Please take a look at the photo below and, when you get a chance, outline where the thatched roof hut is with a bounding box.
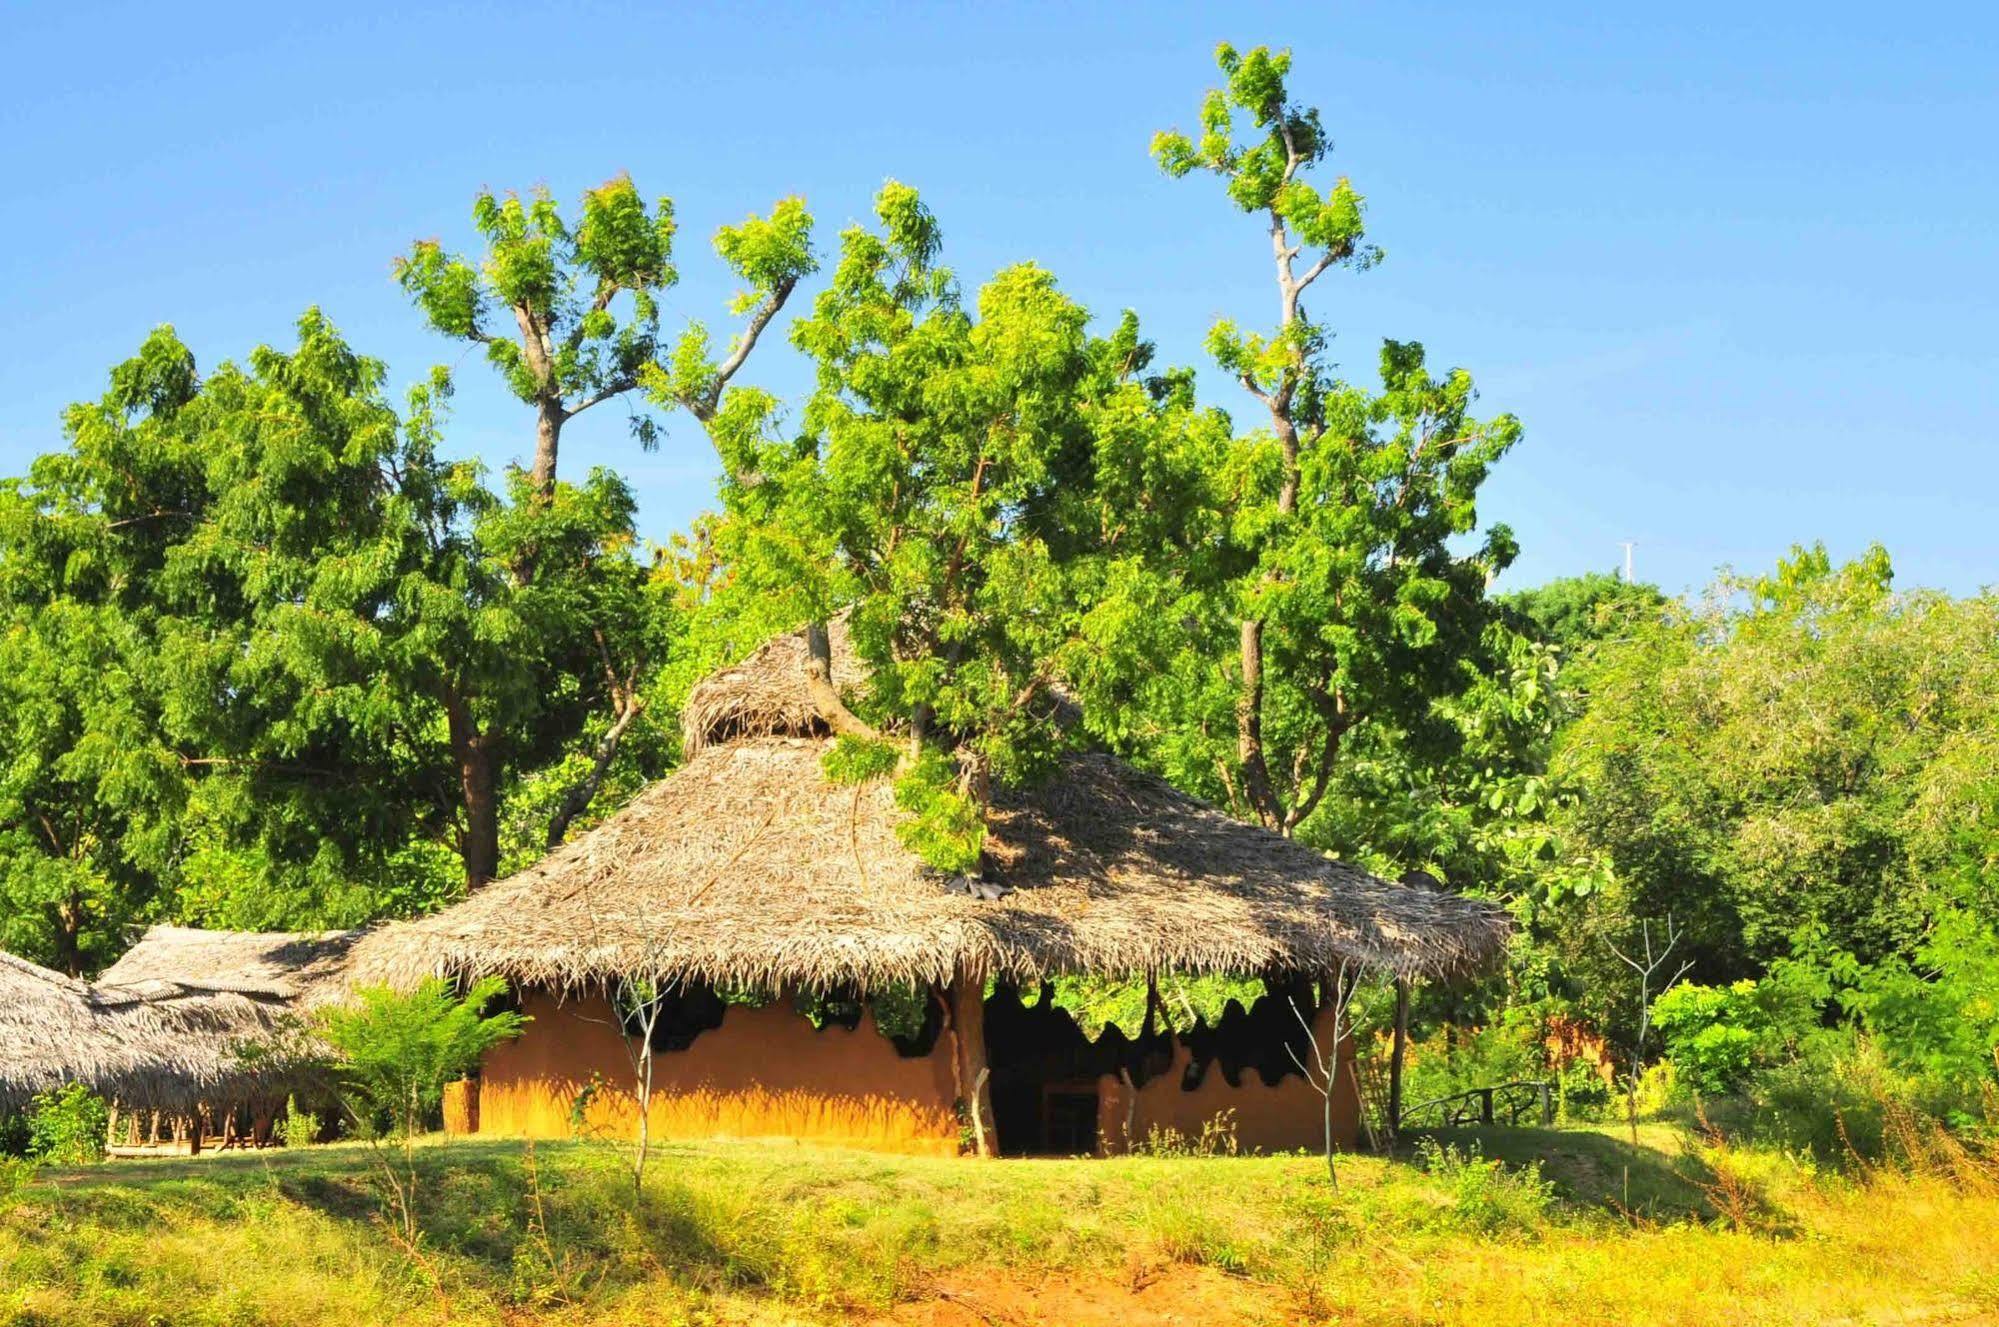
[0,950,307,1113]
[351,624,1509,995]
[0,927,358,1115]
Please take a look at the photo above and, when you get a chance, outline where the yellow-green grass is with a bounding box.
[2,1125,1994,1325]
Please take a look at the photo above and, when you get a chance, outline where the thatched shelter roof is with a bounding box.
[351,626,1509,993]
[0,950,311,1112]
[97,925,359,1006]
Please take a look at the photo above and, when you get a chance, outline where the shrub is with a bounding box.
[1839,908,1999,1115]
[1652,982,1762,1096]
[1553,1059,1615,1122]
[1653,955,1833,1100]
[1414,1138,1555,1236]
[26,1084,108,1164]
[0,1155,36,1206]
[279,1095,321,1150]
[317,977,527,1141]
[1403,1012,1545,1113]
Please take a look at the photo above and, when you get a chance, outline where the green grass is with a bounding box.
[3,1125,1995,1325]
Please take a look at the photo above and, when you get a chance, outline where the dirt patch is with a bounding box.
[879,1264,1285,1326]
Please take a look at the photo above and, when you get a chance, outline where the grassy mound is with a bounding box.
[3,1125,1995,1325]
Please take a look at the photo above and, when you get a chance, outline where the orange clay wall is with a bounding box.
[467,991,964,1156]
[1095,1005,1360,1155]
[462,990,1359,1158]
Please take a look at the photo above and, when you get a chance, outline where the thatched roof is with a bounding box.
[97,925,359,1006]
[681,615,865,756]
[351,626,1509,993]
[0,950,313,1112]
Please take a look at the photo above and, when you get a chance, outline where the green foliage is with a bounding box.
[892,752,986,874]
[864,983,932,1043]
[396,177,680,450]
[1413,1138,1556,1236]
[0,313,676,951]
[1051,973,1267,1038]
[820,734,898,786]
[1652,983,1765,1096]
[25,1084,107,1165]
[316,978,527,1139]
[669,179,1225,874]
[1839,904,1999,1107]
[1499,570,1666,649]
[1135,43,1521,854]
[1556,545,1999,977]
[1402,1012,1547,1113]
[279,1095,321,1150]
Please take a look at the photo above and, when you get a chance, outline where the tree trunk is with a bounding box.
[803,621,881,741]
[1236,618,1281,829]
[949,971,996,1158]
[546,691,645,849]
[445,687,501,889]
[52,897,86,977]
[529,400,564,498]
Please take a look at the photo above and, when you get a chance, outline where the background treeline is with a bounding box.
[1,44,1992,1143]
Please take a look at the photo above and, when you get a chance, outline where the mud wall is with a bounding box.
[467,990,963,1156]
[1096,1003,1359,1155]
[462,987,1359,1158]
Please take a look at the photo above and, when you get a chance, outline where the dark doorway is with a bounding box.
[982,983,1115,1155]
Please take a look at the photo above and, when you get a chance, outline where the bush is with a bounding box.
[1652,982,1762,1096]
[317,977,527,1141]
[1741,1027,1999,1165]
[1402,1011,1546,1114]
[1553,1059,1615,1122]
[26,1084,108,1164]
[1414,1138,1556,1236]
[279,1095,321,1150]
[0,1155,35,1206]
[1839,908,1999,1114]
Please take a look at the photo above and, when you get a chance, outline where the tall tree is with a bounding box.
[1141,43,1521,839]
[395,177,815,503]
[395,177,679,500]
[673,182,1219,871]
[0,313,664,958]
[398,179,814,844]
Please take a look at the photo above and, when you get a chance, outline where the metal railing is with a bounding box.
[1400,1080,1554,1129]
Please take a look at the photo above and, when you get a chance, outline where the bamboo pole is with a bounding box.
[1389,978,1410,1142]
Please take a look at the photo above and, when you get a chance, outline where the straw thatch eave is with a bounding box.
[347,736,1510,996]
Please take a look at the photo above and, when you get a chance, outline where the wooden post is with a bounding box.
[1388,978,1409,1142]
[949,971,996,1158]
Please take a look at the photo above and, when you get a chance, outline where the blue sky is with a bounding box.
[3,1,1993,596]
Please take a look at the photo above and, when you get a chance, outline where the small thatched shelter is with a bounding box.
[1,928,358,1152]
[350,623,1509,1157]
